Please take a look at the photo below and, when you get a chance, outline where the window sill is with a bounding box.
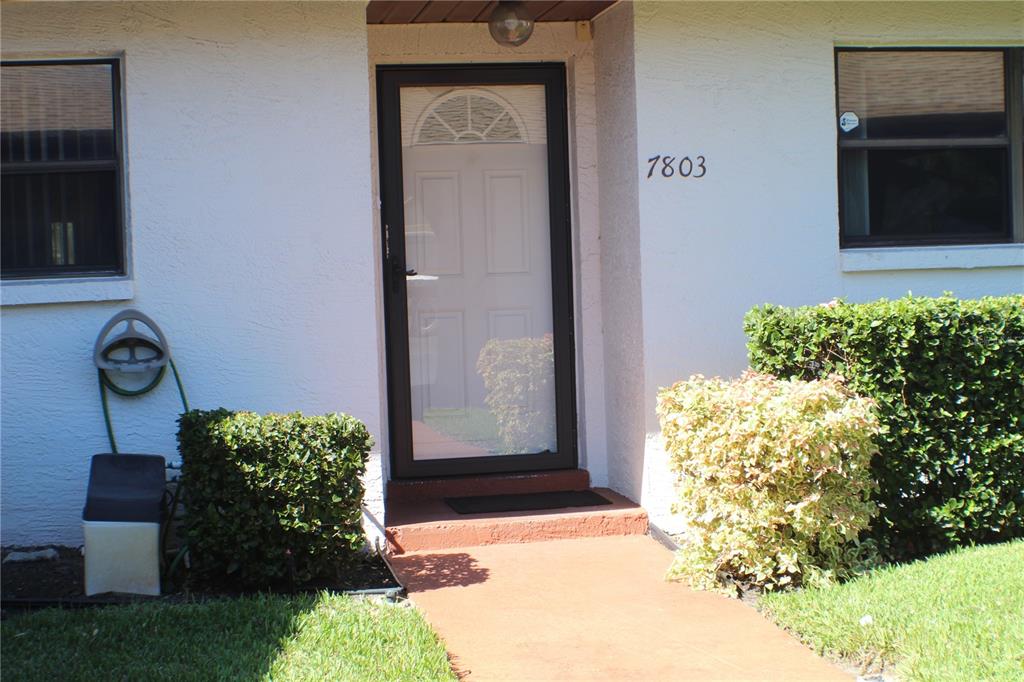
[1,276,134,306]
[840,243,1024,273]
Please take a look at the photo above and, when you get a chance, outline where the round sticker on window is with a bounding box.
[839,111,860,133]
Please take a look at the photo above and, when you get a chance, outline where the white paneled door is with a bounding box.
[401,84,556,461]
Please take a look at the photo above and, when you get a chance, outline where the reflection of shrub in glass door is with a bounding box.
[477,334,555,454]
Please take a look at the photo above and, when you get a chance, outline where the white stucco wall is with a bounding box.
[5,1,1022,545]
[1,2,379,545]
[593,4,645,502]
[367,22,609,489]
[628,1,1024,531]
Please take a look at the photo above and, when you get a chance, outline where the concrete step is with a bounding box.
[385,488,648,555]
[386,469,591,502]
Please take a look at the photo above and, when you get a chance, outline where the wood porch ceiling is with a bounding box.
[367,1,616,24]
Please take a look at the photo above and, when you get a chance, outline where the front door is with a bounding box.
[378,64,575,478]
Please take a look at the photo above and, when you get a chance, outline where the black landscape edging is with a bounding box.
[2,550,407,613]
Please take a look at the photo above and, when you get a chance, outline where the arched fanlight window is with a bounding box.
[414,88,527,145]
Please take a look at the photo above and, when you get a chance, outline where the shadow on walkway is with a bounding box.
[391,552,491,592]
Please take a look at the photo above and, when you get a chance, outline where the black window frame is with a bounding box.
[836,46,1024,249]
[1,57,127,280]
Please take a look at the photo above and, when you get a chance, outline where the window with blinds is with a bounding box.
[837,49,1024,247]
[1,60,124,279]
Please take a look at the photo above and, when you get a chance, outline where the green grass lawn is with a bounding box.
[762,540,1024,681]
[1,593,456,682]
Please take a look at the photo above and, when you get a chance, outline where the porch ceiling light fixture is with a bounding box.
[488,1,535,48]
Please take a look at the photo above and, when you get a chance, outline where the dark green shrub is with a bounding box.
[179,409,373,588]
[745,294,1024,561]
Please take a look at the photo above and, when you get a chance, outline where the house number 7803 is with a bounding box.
[646,154,706,179]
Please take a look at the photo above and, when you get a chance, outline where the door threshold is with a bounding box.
[386,468,589,502]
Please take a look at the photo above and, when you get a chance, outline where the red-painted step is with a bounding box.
[385,487,648,555]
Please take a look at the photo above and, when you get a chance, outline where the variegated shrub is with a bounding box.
[658,371,881,595]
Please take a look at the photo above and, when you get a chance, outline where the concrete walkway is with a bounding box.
[390,535,849,681]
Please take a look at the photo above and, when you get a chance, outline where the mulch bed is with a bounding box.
[1,545,402,614]
[2,547,87,602]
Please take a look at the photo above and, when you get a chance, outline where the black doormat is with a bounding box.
[444,489,612,515]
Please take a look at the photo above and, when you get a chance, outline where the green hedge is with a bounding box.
[745,294,1024,560]
[179,409,373,588]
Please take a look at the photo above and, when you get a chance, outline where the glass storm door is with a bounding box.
[378,65,575,478]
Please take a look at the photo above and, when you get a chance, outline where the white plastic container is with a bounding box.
[83,520,161,596]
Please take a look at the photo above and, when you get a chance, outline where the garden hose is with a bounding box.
[98,358,189,454]
[160,480,187,579]
[97,354,190,583]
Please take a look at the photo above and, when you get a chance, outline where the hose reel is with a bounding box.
[93,309,189,453]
